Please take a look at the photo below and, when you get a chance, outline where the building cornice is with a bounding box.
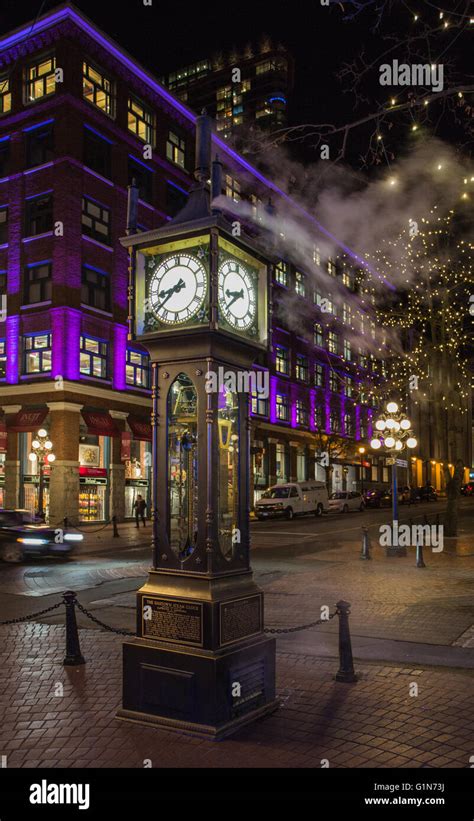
[0,381,151,409]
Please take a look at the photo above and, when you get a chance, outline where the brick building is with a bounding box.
[0,3,394,524]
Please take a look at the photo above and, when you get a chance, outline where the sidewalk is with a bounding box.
[0,623,472,768]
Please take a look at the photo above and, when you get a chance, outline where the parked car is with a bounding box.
[461,482,474,497]
[0,509,83,563]
[418,485,438,502]
[328,491,365,513]
[255,482,329,520]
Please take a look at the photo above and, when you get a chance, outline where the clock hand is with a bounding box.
[157,278,187,310]
[226,288,244,309]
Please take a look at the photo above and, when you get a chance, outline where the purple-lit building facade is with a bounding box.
[0,4,384,523]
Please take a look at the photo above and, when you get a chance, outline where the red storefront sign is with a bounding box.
[121,432,132,462]
[79,467,108,478]
[8,408,48,432]
[81,411,118,436]
[127,415,152,442]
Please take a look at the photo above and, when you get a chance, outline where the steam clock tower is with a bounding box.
[118,114,277,738]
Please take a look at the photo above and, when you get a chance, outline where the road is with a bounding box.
[0,499,472,657]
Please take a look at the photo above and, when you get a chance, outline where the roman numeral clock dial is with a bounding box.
[218,260,256,332]
[148,254,207,325]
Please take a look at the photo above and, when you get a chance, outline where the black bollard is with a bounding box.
[360,527,371,560]
[335,600,358,683]
[63,591,85,666]
[112,515,120,538]
[416,542,426,568]
[63,516,68,530]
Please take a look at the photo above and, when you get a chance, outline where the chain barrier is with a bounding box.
[64,519,113,534]
[75,601,134,636]
[264,611,337,634]
[0,601,62,626]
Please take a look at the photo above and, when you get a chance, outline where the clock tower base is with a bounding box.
[117,571,278,740]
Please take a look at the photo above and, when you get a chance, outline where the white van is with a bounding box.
[255,482,329,521]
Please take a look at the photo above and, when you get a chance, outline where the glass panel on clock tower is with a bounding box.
[167,374,198,559]
[218,387,240,561]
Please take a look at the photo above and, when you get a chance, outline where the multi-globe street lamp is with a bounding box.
[370,402,417,527]
[29,428,55,520]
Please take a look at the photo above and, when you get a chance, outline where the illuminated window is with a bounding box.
[314,405,324,429]
[296,354,309,382]
[275,345,289,375]
[25,55,56,102]
[83,62,114,116]
[295,271,306,297]
[255,104,272,119]
[314,323,323,347]
[128,97,154,145]
[296,399,308,426]
[342,303,351,325]
[329,372,338,392]
[328,331,338,354]
[327,258,336,277]
[344,413,354,435]
[342,269,353,288]
[345,376,353,397]
[126,349,150,388]
[0,76,11,114]
[330,411,340,433]
[275,261,288,286]
[0,339,5,379]
[23,333,52,374]
[166,131,186,168]
[343,339,352,360]
[225,175,241,202]
[251,390,268,416]
[314,363,324,387]
[313,246,321,266]
[241,79,251,92]
[276,393,289,421]
[80,336,108,379]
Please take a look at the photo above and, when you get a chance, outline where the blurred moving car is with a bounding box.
[328,491,365,513]
[461,482,474,497]
[364,488,385,508]
[0,509,83,563]
[255,482,329,520]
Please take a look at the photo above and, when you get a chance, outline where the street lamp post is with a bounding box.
[29,429,55,521]
[358,446,366,495]
[370,402,417,557]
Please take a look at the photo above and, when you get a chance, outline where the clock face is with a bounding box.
[218,259,256,331]
[148,254,207,325]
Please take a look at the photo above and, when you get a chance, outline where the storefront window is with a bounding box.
[124,439,151,518]
[78,433,109,521]
[276,443,287,483]
[218,387,239,561]
[168,374,198,559]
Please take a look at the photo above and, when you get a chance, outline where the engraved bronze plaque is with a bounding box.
[142,597,203,647]
[219,594,263,647]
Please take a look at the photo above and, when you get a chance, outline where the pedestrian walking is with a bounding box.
[133,494,147,528]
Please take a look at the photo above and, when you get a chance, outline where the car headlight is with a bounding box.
[64,534,84,542]
[17,538,49,545]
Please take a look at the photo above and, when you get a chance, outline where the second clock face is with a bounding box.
[218,259,256,331]
[148,254,207,325]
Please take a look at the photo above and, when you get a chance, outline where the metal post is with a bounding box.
[63,516,68,530]
[392,461,398,522]
[63,591,85,666]
[335,600,358,683]
[416,542,426,568]
[38,460,44,518]
[112,515,120,538]
[360,527,371,560]
[360,454,364,495]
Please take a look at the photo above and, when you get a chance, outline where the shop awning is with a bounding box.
[128,415,152,442]
[81,410,118,437]
[8,408,48,432]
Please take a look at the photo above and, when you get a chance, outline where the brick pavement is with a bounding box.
[0,624,473,769]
